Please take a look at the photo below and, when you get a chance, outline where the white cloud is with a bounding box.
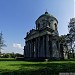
[13,43,23,49]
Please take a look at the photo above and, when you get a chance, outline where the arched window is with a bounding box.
[54,23,57,30]
[49,22,51,27]
[37,23,40,30]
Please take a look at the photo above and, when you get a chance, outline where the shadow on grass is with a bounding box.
[5,62,75,75]
[0,61,75,75]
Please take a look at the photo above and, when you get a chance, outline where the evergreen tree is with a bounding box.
[0,32,6,54]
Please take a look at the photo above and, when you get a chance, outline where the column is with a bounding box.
[35,38,38,58]
[49,36,52,58]
[49,40,52,58]
[25,41,30,58]
[26,42,28,57]
[42,36,45,57]
[29,41,31,58]
[24,46,26,58]
[40,37,42,57]
[28,41,30,58]
[46,35,50,58]
[30,40,32,58]
[34,40,36,58]
[25,42,27,57]
[38,37,40,58]
[31,40,34,58]
[41,37,44,57]
[27,41,30,57]
[44,35,46,58]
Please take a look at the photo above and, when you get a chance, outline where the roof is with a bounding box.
[37,11,58,23]
[39,11,53,18]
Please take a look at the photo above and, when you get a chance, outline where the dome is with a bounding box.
[36,11,58,23]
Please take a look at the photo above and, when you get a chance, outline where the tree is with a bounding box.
[66,18,75,58]
[59,35,68,59]
[59,35,66,44]
[0,32,6,54]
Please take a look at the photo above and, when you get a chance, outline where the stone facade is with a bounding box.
[24,12,62,59]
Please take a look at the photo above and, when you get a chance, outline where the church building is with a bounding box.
[24,12,63,59]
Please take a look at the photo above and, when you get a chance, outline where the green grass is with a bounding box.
[0,58,16,61]
[0,59,75,75]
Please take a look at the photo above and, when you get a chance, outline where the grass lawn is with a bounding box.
[0,59,75,75]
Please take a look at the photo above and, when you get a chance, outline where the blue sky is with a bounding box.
[0,0,74,54]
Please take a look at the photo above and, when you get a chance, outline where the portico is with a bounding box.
[24,12,61,59]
